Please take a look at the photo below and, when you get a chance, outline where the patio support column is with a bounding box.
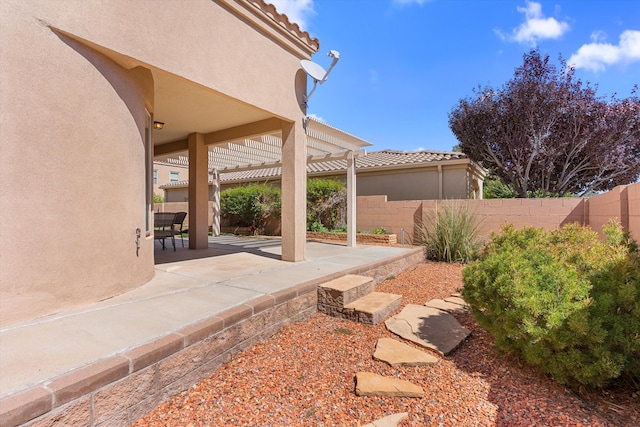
[188,132,209,249]
[346,151,357,248]
[281,120,306,261]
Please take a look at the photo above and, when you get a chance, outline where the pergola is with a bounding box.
[154,116,371,251]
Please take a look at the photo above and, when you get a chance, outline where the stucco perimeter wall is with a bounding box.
[588,182,640,241]
[0,1,156,326]
[357,183,639,243]
[357,196,587,243]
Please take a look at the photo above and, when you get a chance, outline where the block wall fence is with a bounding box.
[357,182,640,243]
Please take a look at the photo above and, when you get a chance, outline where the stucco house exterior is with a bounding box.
[158,149,486,201]
[0,0,346,325]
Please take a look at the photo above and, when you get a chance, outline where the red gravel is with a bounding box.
[133,262,638,426]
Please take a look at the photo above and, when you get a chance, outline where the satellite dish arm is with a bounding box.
[305,79,319,104]
[320,50,340,84]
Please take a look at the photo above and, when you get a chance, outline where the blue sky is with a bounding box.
[267,0,639,152]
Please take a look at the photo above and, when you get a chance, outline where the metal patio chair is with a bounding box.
[172,211,188,247]
[154,212,177,251]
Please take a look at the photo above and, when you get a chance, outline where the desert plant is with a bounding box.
[462,221,640,388]
[415,201,482,263]
[373,227,386,235]
[220,183,281,233]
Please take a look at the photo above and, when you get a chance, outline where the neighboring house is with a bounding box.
[153,161,187,198]
[0,0,332,325]
[159,149,486,201]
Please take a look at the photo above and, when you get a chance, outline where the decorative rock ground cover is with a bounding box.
[134,262,638,427]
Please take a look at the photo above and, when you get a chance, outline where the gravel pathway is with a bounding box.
[133,262,638,426]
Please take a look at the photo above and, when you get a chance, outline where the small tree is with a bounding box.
[449,49,640,198]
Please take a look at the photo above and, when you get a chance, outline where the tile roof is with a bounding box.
[252,0,319,51]
[159,149,469,188]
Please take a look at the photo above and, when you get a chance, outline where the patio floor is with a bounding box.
[0,236,422,404]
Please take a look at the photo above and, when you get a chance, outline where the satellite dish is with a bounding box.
[301,60,327,83]
[301,50,340,108]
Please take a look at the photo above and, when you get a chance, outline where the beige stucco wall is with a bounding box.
[0,0,312,325]
[0,1,156,325]
[358,170,440,200]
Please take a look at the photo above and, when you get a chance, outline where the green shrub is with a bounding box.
[220,183,281,233]
[415,201,482,263]
[462,221,640,388]
[308,221,329,233]
[153,193,164,203]
[373,227,386,235]
[307,178,346,231]
[482,174,517,199]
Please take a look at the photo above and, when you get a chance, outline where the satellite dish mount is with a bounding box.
[301,50,340,109]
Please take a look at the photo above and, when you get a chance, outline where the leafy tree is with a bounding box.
[449,49,640,198]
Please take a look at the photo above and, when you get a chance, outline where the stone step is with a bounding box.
[343,292,402,325]
[355,372,424,398]
[317,275,374,317]
[385,304,471,356]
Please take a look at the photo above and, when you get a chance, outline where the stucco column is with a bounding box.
[346,151,357,248]
[188,132,209,249]
[281,120,306,261]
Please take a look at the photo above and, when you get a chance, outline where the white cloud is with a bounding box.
[307,113,325,122]
[496,1,570,45]
[568,30,640,72]
[265,0,315,29]
[590,30,607,43]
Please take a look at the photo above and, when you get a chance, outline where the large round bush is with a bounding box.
[462,221,640,388]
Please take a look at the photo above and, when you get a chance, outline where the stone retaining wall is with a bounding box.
[307,232,398,245]
[3,247,424,426]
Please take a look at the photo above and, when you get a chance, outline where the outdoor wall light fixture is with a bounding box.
[153,121,165,130]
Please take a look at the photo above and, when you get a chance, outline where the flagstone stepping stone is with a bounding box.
[444,296,469,308]
[363,412,409,427]
[385,304,471,356]
[373,337,438,366]
[424,298,467,313]
[355,372,424,397]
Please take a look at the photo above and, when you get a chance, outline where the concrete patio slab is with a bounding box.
[0,236,423,410]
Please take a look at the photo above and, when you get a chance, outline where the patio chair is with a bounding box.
[173,211,188,247]
[154,212,177,251]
